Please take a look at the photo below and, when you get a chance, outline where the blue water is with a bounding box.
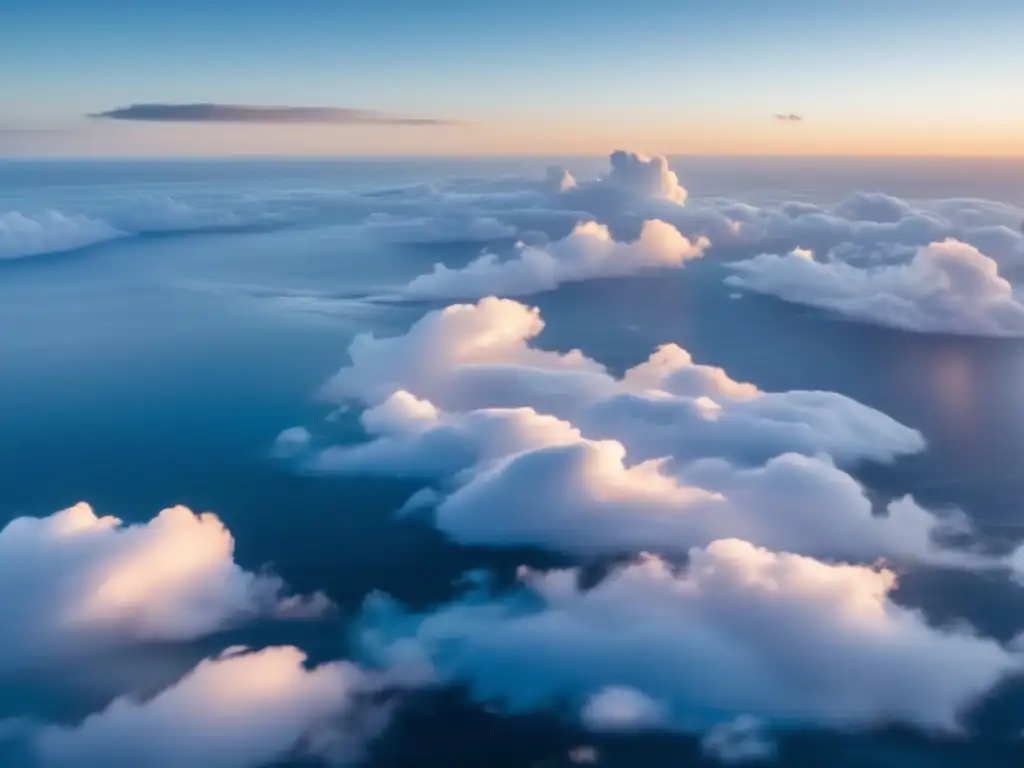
[3,158,1024,766]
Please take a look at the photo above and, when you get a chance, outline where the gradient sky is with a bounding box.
[2,0,1022,156]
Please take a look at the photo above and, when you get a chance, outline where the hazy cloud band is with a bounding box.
[90,103,457,126]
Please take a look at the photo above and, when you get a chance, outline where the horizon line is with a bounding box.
[4,152,1024,162]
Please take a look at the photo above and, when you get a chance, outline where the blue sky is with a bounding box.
[2,0,1022,155]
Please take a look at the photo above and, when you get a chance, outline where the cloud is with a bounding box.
[0,210,124,261]
[308,391,582,478]
[576,180,1024,274]
[833,192,915,224]
[774,113,804,122]
[701,717,775,764]
[0,503,328,672]
[727,239,1024,336]
[344,153,1021,284]
[318,299,922,467]
[599,150,689,204]
[26,645,416,768]
[403,219,708,299]
[297,298,988,568]
[542,151,690,214]
[545,166,578,193]
[317,297,922,464]
[431,440,961,563]
[273,427,313,458]
[358,542,1019,734]
[90,103,455,126]
[580,687,666,732]
[318,297,612,413]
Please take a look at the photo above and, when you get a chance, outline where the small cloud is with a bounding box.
[774,113,804,123]
[90,103,457,126]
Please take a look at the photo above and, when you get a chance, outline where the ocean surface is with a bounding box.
[2,156,1024,767]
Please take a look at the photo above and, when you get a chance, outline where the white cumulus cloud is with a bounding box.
[727,239,1024,336]
[358,542,1019,734]
[310,391,582,477]
[300,298,958,567]
[556,150,690,208]
[318,298,923,467]
[432,439,960,564]
[28,645,414,768]
[404,219,707,299]
[0,503,328,671]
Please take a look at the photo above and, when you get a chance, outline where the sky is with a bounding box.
[2,0,1023,157]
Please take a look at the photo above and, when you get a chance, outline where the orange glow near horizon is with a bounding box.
[4,116,1023,158]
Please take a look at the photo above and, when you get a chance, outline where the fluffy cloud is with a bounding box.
[28,645,412,768]
[583,385,922,468]
[609,182,1024,275]
[433,441,961,563]
[320,299,922,464]
[359,541,1019,733]
[403,219,707,299]
[727,239,1024,336]
[310,391,581,477]
[621,343,759,400]
[833,192,916,224]
[0,210,123,260]
[599,341,923,465]
[273,426,312,457]
[545,166,578,193]
[0,195,295,260]
[0,503,327,671]
[302,298,957,565]
[536,151,690,222]
[588,150,689,205]
[319,297,611,413]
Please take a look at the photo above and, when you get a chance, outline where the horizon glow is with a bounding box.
[2,0,1022,157]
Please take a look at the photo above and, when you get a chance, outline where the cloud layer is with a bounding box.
[8,150,1022,277]
[14,148,1024,762]
[727,239,1024,336]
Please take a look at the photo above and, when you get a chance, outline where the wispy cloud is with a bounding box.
[90,103,458,126]
[773,113,804,123]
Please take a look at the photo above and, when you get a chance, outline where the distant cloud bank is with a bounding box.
[774,113,804,122]
[90,103,456,125]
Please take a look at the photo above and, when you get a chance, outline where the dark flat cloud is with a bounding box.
[90,103,456,126]
[774,113,804,122]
